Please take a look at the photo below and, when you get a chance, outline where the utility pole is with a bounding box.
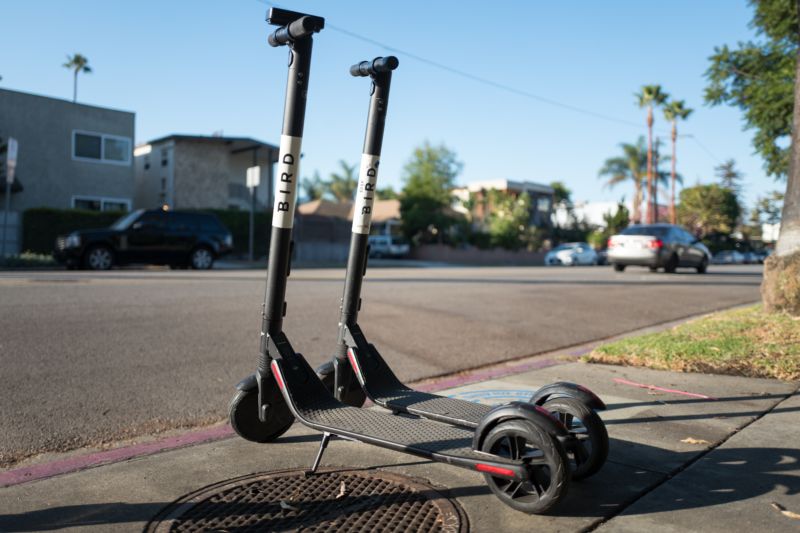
[246,148,261,263]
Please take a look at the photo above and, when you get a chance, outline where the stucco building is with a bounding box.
[133,135,278,210]
[0,88,135,212]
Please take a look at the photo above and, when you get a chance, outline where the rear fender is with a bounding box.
[473,402,568,451]
[530,381,606,410]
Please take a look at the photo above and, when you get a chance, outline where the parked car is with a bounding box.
[368,235,410,258]
[607,224,710,274]
[54,209,233,270]
[711,250,746,265]
[741,251,759,264]
[544,242,598,266]
[754,249,772,263]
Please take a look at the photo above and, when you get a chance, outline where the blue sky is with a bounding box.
[0,0,784,209]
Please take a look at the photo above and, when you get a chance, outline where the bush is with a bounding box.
[22,208,121,254]
[0,251,57,269]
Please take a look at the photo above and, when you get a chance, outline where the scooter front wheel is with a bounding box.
[542,397,608,480]
[316,360,367,407]
[228,381,294,443]
[480,419,570,514]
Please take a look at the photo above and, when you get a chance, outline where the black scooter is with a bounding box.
[230,8,580,514]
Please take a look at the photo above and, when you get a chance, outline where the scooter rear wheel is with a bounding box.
[542,397,609,480]
[316,361,367,407]
[228,381,294,443]
[481,419,569,514]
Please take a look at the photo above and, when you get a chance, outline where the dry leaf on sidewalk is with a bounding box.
[771,502,800,520]
[680,437,711,445]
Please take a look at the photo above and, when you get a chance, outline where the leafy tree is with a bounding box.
[663,99,693,223]
[677,184,741,238]
[705,0,797,179]
[598,137,647,223]
[62,53,91,103]
[636,85,670,223]
[300,171,325,201]
[486,190,531,250]
[715,159,744,194]
[327,160,358,202]
[756,190,785,225]
[399,142,462,243]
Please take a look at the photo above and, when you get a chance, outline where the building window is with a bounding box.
[72,130,131,165]
[537,197,551,213]
[72,195,132,212]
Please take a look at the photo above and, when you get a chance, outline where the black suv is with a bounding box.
[54,209,233,270]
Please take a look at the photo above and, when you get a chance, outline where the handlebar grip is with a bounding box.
[350,56,399,77]
[268,15,324,47]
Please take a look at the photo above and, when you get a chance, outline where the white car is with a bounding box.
[545,242,598,266]
[368,235,410,258]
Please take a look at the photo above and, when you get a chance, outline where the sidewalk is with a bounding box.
[0,360,797,532]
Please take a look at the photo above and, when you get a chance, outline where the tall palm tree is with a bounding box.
[62,53,92,103]
[635,85,670,223]
[599,137,648,224]
[663,100,693,224]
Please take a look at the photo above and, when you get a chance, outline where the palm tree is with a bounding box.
[663,100,693,224]
[63,53,92,103]
[635,85,670,223]
[327,160,358,202]
[599,137,648,224]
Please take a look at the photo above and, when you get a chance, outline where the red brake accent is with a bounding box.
[270,361,285,391]
[476,463,517,478]
[534,405,552,417]
[649,238,664,249]
[347,348,364,384]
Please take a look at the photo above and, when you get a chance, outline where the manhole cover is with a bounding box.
[145,468,467,532]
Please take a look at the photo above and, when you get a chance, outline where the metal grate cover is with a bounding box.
[145,468,467,532]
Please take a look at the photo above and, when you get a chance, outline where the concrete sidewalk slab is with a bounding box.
[597,391,800,533]
[0,363,796,532]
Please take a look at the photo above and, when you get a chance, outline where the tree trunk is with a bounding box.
[73,71,78,103]
[633,181,642,224]
[646,107,654,224]
[762,6,800,316]
[670,122,677,225]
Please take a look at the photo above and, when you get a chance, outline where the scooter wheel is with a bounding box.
[228,383,294,443]
[481,419,570,514]
[315,361,367,407]
[542,397,608,480]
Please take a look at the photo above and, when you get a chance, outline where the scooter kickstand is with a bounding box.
[308,432,332,475]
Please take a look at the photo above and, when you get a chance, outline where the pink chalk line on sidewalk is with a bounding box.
[613,377,718,400]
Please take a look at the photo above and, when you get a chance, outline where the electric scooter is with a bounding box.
[230,8,576,514]
[314,60,610,483]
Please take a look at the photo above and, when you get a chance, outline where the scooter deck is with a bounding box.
[270,346,527,473]
[349,341,489,428]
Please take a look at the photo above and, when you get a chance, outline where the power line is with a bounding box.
[254,0,723,164]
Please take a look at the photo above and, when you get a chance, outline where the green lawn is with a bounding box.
[587,305,800,381]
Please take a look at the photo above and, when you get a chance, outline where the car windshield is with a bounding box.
[552,244,577,252]
[110,209,144,230]
[621,226,669,238]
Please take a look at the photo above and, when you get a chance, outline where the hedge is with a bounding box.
[22,207,274,257]
[22,208,122,254]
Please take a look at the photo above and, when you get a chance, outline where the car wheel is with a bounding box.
[696,257,708,274]
[613,263,625,272]
[190,247,214,270]
[83,245,114,270]
[664,254,679,273]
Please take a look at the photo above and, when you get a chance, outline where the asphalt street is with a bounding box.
[0,264,763,467]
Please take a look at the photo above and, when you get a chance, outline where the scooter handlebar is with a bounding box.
[350,56,399,77]
[268,15,325,47]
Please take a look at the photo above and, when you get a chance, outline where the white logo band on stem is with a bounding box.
[272,135,302,229]
[351,153,380,234]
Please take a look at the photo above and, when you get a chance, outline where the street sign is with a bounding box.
[6,137,18,184]
[246,165,261,189]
